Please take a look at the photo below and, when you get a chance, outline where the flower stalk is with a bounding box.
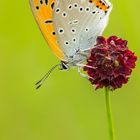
[105,87,115,140]
[83,36,137,140]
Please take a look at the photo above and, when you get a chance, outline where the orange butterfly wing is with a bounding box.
[29,0,65,61]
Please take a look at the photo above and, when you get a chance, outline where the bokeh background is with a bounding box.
[0,0,140,140]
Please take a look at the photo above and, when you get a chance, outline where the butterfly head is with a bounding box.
[60,61,70,70]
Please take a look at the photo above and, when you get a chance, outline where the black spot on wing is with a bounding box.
[51,2,55,9]
[52,32,56,35]
[36,6,39,10]
[40,0,43,4]
[45,20,53,23]
[45,0,48,5]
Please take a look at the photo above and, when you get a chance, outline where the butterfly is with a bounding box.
[29,0,112,89]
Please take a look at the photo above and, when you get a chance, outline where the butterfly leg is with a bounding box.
[79,46,95,55]
[80,47,93,52]
[77,48,93,59]
[77,64,94,80]
[76,63,96,69]
[77,66,89,79]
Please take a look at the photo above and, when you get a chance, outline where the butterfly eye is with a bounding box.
[55,8,60,13]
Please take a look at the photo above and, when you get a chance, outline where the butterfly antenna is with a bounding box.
[35,64,61,89]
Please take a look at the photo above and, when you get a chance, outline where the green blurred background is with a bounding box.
[0,0,140,140]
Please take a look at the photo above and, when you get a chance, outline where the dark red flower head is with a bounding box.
[84,36,137,90]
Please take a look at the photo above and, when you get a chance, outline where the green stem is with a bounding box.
[105,87,115,140]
